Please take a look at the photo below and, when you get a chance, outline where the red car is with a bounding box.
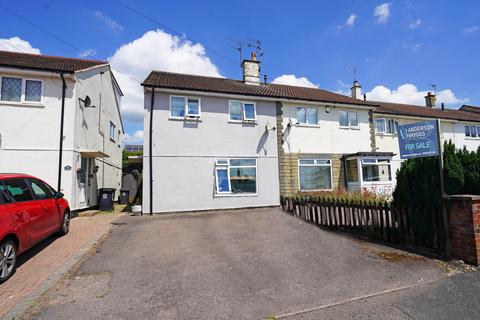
[0,174,70,283]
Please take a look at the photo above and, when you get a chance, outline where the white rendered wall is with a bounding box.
[143,91,280,213]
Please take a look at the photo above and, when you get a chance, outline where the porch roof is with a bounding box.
[343,152,395,158]
[80,150,109,158]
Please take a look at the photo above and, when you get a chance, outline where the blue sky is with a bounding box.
[1,0,479,143]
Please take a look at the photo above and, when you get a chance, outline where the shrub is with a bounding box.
[443,140,464,195]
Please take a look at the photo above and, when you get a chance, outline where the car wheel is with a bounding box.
[0,239,17,283]
[58,211,70,236]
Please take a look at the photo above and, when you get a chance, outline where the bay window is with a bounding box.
[361,158,392,182]
[215,159,257,194]
[298,159,332,191]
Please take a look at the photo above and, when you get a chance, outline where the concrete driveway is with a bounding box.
[25,208,452,319]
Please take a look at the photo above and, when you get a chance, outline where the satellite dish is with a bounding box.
[79,95,95,108]
[84,96,91,108]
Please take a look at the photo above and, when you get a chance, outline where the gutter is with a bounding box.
[149,87,155,215]
[57,72,67,192]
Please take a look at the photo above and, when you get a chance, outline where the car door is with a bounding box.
[28,179,59,235]
[2,178,48,247]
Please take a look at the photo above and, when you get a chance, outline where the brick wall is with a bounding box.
[448,195,480,266]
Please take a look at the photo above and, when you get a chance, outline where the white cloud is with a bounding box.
[94,11,124,32]
[409,19,421,29]
[374,3,391,23]
[272,74,318,88]
[123,130,144,143]
[402,43,423,51]
[109,29,221,124]
[365,83,468,106]
[346,14,358,27]
[79,48,96,58]
[464,26,480,35]
[0,36,40,54]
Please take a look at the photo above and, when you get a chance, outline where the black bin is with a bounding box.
[98,188,116,211]
[119,188,130,205]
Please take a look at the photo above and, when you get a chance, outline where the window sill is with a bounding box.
[339,126,360,130]
[376,133,397,137]
[297,124,320,128]
[465,137,480,140]
[214,193,259,198]
[228,120,258,125]
[0,100,44,107]
[298,188,333,192]
[169,117,202,122]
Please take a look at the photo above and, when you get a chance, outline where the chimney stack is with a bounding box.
[242,52,261,85]
[351,80,362,99]
[425,92,436,108]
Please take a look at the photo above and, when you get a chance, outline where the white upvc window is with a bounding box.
[296,106,318,126]
[339,110,359,128]
[361,158,392,182]
[298,159,333,191]
[110,121,116,141]
[465,125,480,139]
[0,76,43,104]
[229,100,256,122]
[215,158,257,194]
[170,95,201,119]
[376,118,399,135]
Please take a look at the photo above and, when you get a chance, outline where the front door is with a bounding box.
[78,157,90,207]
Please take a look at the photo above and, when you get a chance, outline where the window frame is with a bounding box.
[296,106,319,126]
[110,121,116,142]
[338,110,360,129]
[297,158,333,191]
[228,100,257,123]
[360,158,392,183]
[169,95,202,120]
[214,158,258,196]
[0,76,44,105]
[465,125,480,139]
[376,118,399,135]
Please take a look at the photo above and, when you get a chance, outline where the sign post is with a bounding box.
[397,120,450,259]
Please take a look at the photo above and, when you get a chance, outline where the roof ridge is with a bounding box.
[0,50,108,64]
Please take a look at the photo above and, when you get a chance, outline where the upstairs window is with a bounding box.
[110,122,116,141]
[376,118,399,134]
[229,101,256,122]
[339,110,359,128]
[296,107,318,126]
[465,125,480,138]
[0,77,42,103]
[170,96,201,119]
[1,77,22,102]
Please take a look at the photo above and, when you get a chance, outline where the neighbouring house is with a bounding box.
[363,92,480,191]
[0,50,124,211]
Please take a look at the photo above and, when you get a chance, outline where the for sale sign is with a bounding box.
[397,120,439,159]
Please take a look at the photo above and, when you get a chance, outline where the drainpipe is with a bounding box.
[57,73,67,192]
[149,87,155,215]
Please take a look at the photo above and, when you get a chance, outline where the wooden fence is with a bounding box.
[280,196,446,254]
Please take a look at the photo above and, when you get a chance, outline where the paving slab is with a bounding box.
[25,208,450,320]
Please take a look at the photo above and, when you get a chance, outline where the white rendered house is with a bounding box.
[0,51,124,211]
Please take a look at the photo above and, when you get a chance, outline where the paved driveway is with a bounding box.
[26,208,450,319]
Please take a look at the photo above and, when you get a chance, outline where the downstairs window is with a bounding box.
[215,159,257,194]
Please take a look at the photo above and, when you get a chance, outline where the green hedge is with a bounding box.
[393,140,480,208]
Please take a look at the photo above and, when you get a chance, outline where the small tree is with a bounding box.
[443,140,464,195]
